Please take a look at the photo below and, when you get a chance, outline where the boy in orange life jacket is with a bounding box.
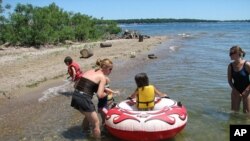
[64,56,83,82]
[127,72,168,111]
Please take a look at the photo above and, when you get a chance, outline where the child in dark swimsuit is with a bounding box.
[98,77,119,125]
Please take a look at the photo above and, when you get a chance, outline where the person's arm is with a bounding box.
[154,86,168,97]
[70,66,77,81]
[227,64,235,89]
[127,89,138,99]
[104,76,120,94]
[104,87,120,94]
[97,75,107,99]
[242,62,250,96]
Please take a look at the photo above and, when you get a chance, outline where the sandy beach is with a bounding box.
[0,36,168,140]
[0,36,167,99]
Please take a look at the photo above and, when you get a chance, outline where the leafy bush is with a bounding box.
[0,2,121,46]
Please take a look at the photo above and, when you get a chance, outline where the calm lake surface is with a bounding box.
[110,22,250,141]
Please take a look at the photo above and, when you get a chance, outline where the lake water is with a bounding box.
[109,22,250,141]
[28,22,250,141]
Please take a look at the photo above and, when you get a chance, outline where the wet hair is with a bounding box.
[230,45,246,57]
[135,73,149,89]
[64,56,73,64]
[95,58,113,69]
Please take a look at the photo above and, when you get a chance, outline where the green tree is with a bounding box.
[0,2,122,46]
[71,13,91,41]
[0,0,12,44]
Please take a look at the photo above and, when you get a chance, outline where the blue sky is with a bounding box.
[3,0,250,20]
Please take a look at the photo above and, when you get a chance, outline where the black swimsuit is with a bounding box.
[231,61,250,93]
[71,77,98,112]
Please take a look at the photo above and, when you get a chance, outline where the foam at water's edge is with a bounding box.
[38,80,73,102]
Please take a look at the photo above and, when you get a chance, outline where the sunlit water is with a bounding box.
[39,22,250,141]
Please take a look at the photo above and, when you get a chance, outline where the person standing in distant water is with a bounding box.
[64,56,83,82]
[227,46,250,113]
[71,58,113,139]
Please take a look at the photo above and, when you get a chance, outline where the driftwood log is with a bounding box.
[139,35,144,42]
[80,48,93,58]
[148,54,157,59]
[100,42,112,48]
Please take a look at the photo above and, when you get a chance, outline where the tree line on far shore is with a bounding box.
[113,18,250,24]
[1,1,249,47]
[0,2,121,47]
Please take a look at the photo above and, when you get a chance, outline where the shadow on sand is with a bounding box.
[61,125,90,140]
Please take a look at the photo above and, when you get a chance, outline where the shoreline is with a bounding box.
[0,36,168,100]
[0,36,169,140]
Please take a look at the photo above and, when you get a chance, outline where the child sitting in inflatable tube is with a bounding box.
[127,72,168,111]
[98,77,119,125]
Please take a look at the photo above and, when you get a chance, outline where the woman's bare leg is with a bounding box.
[81,117,90,131]
[100,109,106,125]
[242,94,250,113]
[231,90,241,112]
[83,111,101,139]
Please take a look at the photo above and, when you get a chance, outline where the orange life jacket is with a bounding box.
[68,62,83,81]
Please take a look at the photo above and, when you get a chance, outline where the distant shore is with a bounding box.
[0,36,168,100]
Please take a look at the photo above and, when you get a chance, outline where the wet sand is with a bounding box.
[0,36,168,141]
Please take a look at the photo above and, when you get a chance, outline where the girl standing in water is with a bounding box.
[227,46,250,113]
